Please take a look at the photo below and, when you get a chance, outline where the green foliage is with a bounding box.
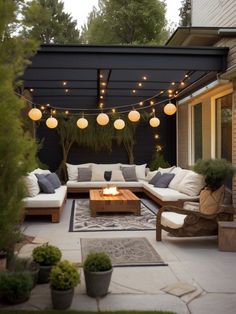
[193,159,235,191]
[84,252,112,272]
[0,0,38,252]
[21,0,80,43]
[81,0,167,45]
[179,0,191,26]
[149,152,170,171]
[0,271,33,304]
[8,255,39,272]
[32,244,62,266]
[50,260,80,290]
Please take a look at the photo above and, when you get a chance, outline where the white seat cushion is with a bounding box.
[161,212,187,229]
[67,180,143,188]
[143,182,199,202]
[23,185,67,208]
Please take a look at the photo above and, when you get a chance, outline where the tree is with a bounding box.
[179,0,191,26]
[21,0,80,44]
[81,0,167,45]
[0,0,38,252]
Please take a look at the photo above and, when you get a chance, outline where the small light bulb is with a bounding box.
[180,82,185,86]
[112,108,116,113]
[132,89,136,93]
[41,105,45,110]
[99,102,104,108]
[150,100,154,105]
[65,110,69,115]
[63,81,67,86]
[168,89,173,93]
[46,103,50,107]
[185,74,189,78]
[52,110,56,114]
[101,89,105,94]
[139,101,143,106]
[100,95,104,99]
[65,89,69,93]
[143,76,147,80]
[30,88,34,92]
[101,82,106,86]
[171,82,175,85]
[138,82,142,87]
[154,134,159,139]
[100,74,103,78]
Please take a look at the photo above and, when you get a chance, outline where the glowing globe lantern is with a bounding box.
[77,117,88,129]
[46,116,58,128]
[114,118,125,130]
[28,108,42,121]
[96,113,109,126]
[128,110,140,122]
[164,101,177,115]
[149,117,160,128]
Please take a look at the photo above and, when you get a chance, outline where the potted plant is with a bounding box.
[83,252,112,298]
[32,244,62,284]
[194,158,235,191]
[8,255,39,287]
[0,271,33,304]
[149,151,170,171]
[50,260,80,310]
[194,159,235,214]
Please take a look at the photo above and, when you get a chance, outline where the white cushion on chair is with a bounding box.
[161,212,187,229]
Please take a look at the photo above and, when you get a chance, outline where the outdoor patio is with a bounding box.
[4,198,236,314]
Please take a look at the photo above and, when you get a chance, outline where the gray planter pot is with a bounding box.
[51,288,74,310]
[84,268,113,297]
[38,265,52,284]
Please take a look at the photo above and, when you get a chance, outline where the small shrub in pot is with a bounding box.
[83,252,112,297]
[32,244,61,283]
[0,271,33,304]
[50,260,80,310]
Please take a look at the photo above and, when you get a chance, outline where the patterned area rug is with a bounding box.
[69,199,156,232]
[81,237,166,266]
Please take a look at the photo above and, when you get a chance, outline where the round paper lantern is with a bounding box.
[77,117,88,129]
[46,116,58,129]
[128,110,140,122]
[96,113,109,126]
[114,118,125,130]
[149,117,160,128]
[28,108,42,121]
[164,102,177,115]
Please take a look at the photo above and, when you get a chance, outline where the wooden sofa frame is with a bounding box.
[24,194,67,223]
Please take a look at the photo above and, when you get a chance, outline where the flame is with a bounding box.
[103,186,119,196]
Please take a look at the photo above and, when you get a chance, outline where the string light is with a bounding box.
[180,82,185,86]
[114,118,125,130]
[100,74,103,79]
[40,105,45,110]
[97,113,109,126]
[154,134,159,139]
[149,109,160,128]
[30,88,34,92]
[77,117,88,129]
[143,76,147,80]
[150,100,154,105]
[62,81,67,86]
[46,116,58,128]
[138,82,142,87]
[128,110,140,122]
[164,100,177,115]
[100,95,104,99]
[65,110,69,115]
[132,89,136,93]
[171,82,175,85]
[65,89,69,93]
[28,108,42,121]
[101,89,105,94]
[112,108,116,113]
[101,82,106,86]
[139,101,143,106]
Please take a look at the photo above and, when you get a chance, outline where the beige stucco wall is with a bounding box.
[192,0,236,27]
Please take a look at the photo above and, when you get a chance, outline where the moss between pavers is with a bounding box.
[0,311,176,314]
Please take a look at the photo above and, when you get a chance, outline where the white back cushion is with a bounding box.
[178,171,205,196]
[91,170,105,181]
[92,163,121,172]
[110,170,125,181]
[158,166,176,174]
[121,163,147,180]
[168,169,189,191]
[66,163,92,181]
[23,173,40,197]
[145,170,158,181]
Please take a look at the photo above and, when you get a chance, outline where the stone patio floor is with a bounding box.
[2,199,236,313]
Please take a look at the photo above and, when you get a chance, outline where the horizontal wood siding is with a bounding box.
[192,0,236,27]
[215,38,236,69]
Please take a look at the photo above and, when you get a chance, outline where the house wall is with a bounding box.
[215,38,236,69]
[192,0,236,27]
[233,79,236,205]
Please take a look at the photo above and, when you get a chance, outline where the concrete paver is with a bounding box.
[3,198,235,313]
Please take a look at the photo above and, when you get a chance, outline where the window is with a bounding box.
[215,94,232,162]
[192,103,202,162]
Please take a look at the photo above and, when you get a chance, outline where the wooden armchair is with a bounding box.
[156,203,234,241]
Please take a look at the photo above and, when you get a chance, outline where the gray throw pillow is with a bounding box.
[154,173,175,188]
[36,175,55,194]
[46,173,61,189]
[148,171,162,185]
[78,168,92,182]
[121,166,138,181]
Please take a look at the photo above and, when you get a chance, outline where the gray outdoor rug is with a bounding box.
[69,199,156,232]
[81,237,167,266]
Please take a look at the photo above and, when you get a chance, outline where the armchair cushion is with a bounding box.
[161,212,187,229]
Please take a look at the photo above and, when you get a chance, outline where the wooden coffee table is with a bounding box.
[89,189,141,217]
